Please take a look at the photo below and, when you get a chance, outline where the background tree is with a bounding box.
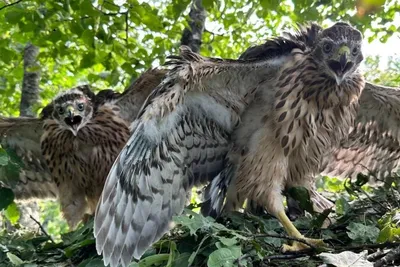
[0,0,399,266]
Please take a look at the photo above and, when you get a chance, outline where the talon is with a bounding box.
[281,238,326,253]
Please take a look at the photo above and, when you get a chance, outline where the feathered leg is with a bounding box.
[237,156,326,252]
[59,184,89,230]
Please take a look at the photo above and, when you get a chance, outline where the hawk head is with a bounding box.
[312,22,363,85]
[51,85,95,136]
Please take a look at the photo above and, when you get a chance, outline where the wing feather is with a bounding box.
[113,68,167,122]
[320,82,400,179]
[94,45,290,266]
[0,116,57,199]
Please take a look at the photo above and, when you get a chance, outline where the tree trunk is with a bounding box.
[15,43,41,229]
[180,0,206,53]
[20,43,40,117]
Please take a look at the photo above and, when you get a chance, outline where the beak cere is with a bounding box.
[327,46,354,85]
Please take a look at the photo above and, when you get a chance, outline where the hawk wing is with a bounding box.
[0,116,57,199]
[320,82,400,179]
[94,46,290,267]
[104,68,167,123]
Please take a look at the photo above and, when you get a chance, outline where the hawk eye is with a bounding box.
[323,43,332,53]
[77,103,84,111]
[352,46,359,56]
[57,107,65,115]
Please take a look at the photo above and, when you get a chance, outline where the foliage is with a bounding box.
[1,0,400,266]
[0,0,399,116]
[1,175,400,266]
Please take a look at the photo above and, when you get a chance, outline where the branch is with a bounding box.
[0,0,23,12]
[30,215,55,243]
[374,245,400,267]
[335,242,400,252]
[264,253,310,261]
[180,0,206,53]
[253,233,318,251]
[20,43,40,117]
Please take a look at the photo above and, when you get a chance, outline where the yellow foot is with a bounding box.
[281,237,326,253]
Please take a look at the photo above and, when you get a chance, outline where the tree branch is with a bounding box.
[20,43,40,117]
[30,215,54,243]
[0,0,23,12]
[253,233,318,251]
[373,245,400,267]
[180,0,206,53]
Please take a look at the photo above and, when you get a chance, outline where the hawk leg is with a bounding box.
[276,210,326,252]
[59,186,89,230]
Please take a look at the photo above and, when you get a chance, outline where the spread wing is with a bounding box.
[321,82,400,179]
[94,46,289,267]
[0,116,57,199]
[110,68,167,123]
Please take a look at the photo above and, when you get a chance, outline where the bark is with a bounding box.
[20,43,40,117]
[180,0,206,53]
[12,43,41,230]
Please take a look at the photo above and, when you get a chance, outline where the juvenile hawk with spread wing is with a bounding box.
[0,68,166,229]
[94,22,400,267]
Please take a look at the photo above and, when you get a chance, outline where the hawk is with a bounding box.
[210,23,400,219]
[0,68,166,229]
[94,22,399,267]
[206,22,365,253]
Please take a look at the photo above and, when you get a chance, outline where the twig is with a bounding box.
[253,233,318,250]
[0,0,22,11]
[236,254,251,266]
[30,215,55,243]
[264,253,310,261]
[374,245,400,267]
[367,249,389,261]
[335,242,400,252]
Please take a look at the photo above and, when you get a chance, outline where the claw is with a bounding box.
[281,238,326,253]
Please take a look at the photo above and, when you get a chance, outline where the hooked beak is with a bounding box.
[67,106,74,119]
[327,45,354,85]
[64,106,82,136]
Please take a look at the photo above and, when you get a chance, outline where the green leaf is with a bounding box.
[6,252,24,266]
[207,246,241,267]
[335,197,350,215]
[80,52,96,69]
[0,148,9,166]
[347,222,380,243]
[0,187,14,211]
[4,202,20,225]
[287,186,314,214]
[173,210,210,236]
[138,254,169,266]
[81,30,95,48]
[218,237,238,247]
[103,1,120,12]
[5,11,23,24]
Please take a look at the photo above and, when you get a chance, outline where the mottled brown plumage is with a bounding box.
[40,87,130,228]
[0,68,166,228]
[232,25,400,215]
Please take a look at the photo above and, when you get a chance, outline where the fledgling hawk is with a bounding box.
[0,68,166,229]
[94,22,400,267]
[207,23,400,219]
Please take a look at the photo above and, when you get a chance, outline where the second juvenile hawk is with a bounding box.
[0,69,166,229]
